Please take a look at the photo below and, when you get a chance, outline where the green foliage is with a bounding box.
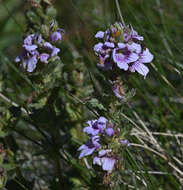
[0,0,182,190]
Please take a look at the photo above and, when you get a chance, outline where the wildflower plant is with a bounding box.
[0,0,182,190]
[94,23,154,77]
[15,19,64,72]
[77,13,155,189]
[78,116,130,176]
[93,23,154,100]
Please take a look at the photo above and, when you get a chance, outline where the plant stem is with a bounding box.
[115,0,125,26]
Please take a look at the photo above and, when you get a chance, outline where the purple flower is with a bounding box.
[104,42,115,48]
[97,117,107,131]
[95,31,105,39]
[22,55,38,73]
[105,127,114,136]
[93,42,103,53]
[37,34,42,44]
[51,47,60,57]
[113,47,139,71]
[123,27,144,42]
[24,34,35,45]
[127,42,142,54]
[51,31,62,42]
[112,84,123,99]
[78,136,100,159]
[16,27,64,73]
[40,53,50,63]
[44,42,53,49]
[131,28,144,41]
[44,42,60,57]
[83,117,108,136]
[93,149,116,172]
[93,156,102,166]
[83,120,98,136]
[101,157,116,172]
[50,28,64,42]
[23,44,38,53]
[117,43,126,49]
[94,23,153,77]
[129,48,153,77]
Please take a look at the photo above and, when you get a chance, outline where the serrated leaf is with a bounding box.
[87,98,106,111]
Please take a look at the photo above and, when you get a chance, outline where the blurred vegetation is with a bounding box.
[0,0,183,189]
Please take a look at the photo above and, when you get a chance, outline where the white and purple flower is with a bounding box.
[93,149,116,172]
[105,127,114,136]
[78,116,131,174]
[94,23,154,77]
[78,136,101,159]
[50,28,64,42]
[112,45,139,71]
[83,117,108,136]
[129,48,154,77]
[15,29,63,72]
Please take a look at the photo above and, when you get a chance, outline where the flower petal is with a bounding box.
[127,52,139,63]
[79,147,95,159]
[23,45,38,52]
[118,43,126,49]
[51,31,62,42]
[83,126,99,136]
[127,43,142,54]
[101,157,115,172]
[112,85,123,99]
[95,31,104,38]
[44,42,53,50]
[24,34,35,45]
[40,53,50,63]
[93,157,102,166]
[131,28,144,41]
[104,42,115,48]
[99,149,112,157]
[140,48,154,63]
[51,47,60,56]
[97,117,107,131]
[130,62,149,77]
[27,56,37,72]
[120,139,130,146]
[78,144,87,151]
[105,128,114,136]
[113,49,129,70]
[98,150,107,157]
[93,42,103,52]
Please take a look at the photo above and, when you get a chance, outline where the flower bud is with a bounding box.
[105,127,114,136]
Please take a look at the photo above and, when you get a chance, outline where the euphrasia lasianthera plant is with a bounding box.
[15,29,64,72]
[78,117,130,173]
[78,22,154,186]
[15,0,64,73]
[94,22,154,99]
[94,22,153,77]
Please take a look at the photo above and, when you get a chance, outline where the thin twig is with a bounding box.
[136,171,168,175]
[121,112,143,133]
[115,0,125,26]
[131,143,183,177]
[132,110,163,152]
[131,131,183,138]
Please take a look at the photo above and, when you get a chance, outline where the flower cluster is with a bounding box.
[94,23,154,77]
[78,117,130,173]
[15,28,64,72]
